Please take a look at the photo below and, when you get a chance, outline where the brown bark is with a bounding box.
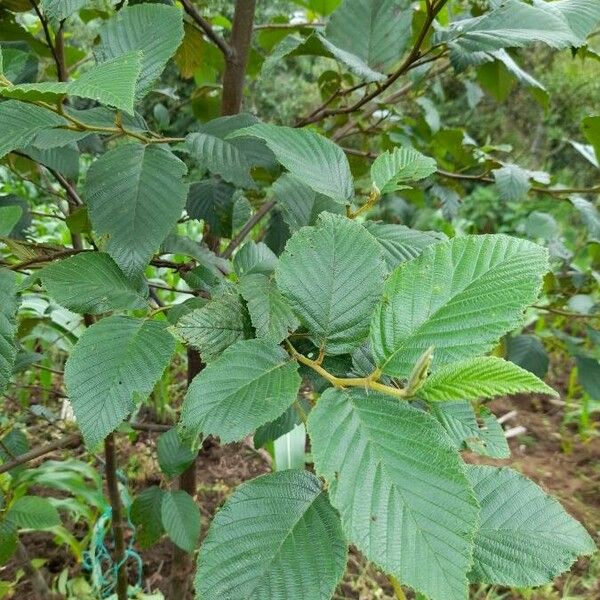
[104,433,128,600]
[220,0,257,115]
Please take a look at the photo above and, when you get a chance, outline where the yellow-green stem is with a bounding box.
[285,341,408,400]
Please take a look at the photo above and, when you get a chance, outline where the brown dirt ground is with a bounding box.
[2,394,599,600]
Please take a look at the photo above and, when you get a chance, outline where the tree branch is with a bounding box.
[180,0,232,59]
[296,1,448,126]
[220,200,275,259]
[221,0,257,115]
[0,433,81,475]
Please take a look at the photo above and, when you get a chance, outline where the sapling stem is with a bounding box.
[104,433,128,600]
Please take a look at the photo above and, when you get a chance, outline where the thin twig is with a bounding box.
[297,1,449,126]
[220,200,275,259]
[254,21,324,30]
[28,0,64,82]
[180,0,232,59]
[0,433,81,474]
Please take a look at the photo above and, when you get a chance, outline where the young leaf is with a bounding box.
[430,402,510,459]
[239,274,299,343]
[7,496,60,529]
[161,490,200,553]
[65,317,176,448]
[371,147,437,194]
[195,470,347,600]
[156,428,196,479]
[466,465,596,586]
[308,388,478,600]
[492,164,531,201]
[0,269,19,395]
[131,486,166,549]
[186,133,255,189]
[371,234,548,377]
[176,292,248,362]
[96,3,184,98]
[39,252,148,314]
[363,221,445,270]
[84,144,188,278]
[0,100,66,159]
[229,124,354,203]
[420,357,557,402]
[325,0,413,75]
[275,213,386,355]
[272,173,345,232]
[181,339,301,443]
[1,52,142,114]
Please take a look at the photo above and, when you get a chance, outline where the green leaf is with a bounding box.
[272,174,345,232]
[181,339,301,443]
[371,235,548,377]
[22,142,79,180]
[157,428,196,479]
[363,222,446,270]
[583,115,600,163]
[233,241,278,277]
[575,355,600,399]
[131,486,165,549]
[1,52,142,114]
[65,316,176,448]
[571,196,600,243]
[538,0,600,41]
[39,252,148,314]
[186,180,236,237]
[0,428,29,474]
[0,520,17,565]
[440,0,581,54]
[0,269,19,395]
[161,490,200,553]
[7,496,60,529]
[316,33,387,83]
[229,124,354,203]
[466,465,596,586]
[371,147,437,194]
[186,133,255,189]
[0,205,22,236]
[96,4,184,98]
[176,292,248,362]
[308,388,478,600]
[84,143,188,278]
[254,405,302,449]
[0,100,66,159]
[240,274,299,343]
[325,0,412,75]
[196,470,347,600]
[276,213,385,355]
[420,357,556,402]
[40,0,88,22]
[506,334,549,378]
[430,402,510,459]
[492,164,531,201]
